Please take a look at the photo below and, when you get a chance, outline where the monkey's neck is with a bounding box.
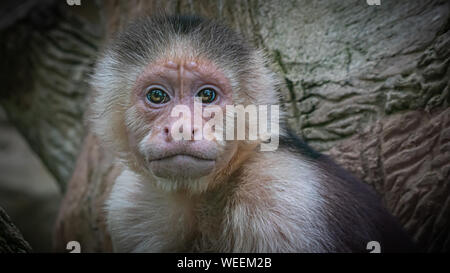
[208,142,259,189]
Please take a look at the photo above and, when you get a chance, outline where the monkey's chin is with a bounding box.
[148,155,216,179]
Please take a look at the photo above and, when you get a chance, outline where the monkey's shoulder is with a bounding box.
[234,135,418,252]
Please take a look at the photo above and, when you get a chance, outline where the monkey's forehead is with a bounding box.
[164,59,199,70]
[135,57,232,89]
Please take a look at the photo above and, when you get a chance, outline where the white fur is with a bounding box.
[106,151,332,252]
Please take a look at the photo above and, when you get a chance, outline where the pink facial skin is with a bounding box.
[129,57,234,179]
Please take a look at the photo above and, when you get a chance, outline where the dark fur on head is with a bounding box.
[109,15,252,75]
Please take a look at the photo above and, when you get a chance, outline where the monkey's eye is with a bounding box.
[196,88,217,104]
[146,88,170,104]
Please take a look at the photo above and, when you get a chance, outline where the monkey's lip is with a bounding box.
[147,154,216,179]
[150,154,216,162]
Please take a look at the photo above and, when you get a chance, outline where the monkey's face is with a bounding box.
[126,57,237,184]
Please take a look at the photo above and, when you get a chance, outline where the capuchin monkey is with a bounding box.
[90,15,415,252]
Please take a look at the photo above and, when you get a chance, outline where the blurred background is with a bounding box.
[0,107,61,252]
[0,0,449,252]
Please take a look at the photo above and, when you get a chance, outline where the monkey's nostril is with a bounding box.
[191,127,200,140]
[163,127,173,142]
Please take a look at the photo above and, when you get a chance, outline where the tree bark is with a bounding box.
[0,0,449,252]
[0,207,32,253]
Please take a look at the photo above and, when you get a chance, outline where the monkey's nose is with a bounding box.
[163,125,200,141]
[191,126,201,141]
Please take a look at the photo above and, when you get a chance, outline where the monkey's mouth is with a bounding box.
[152,153,215,162]
[147,154,216,179]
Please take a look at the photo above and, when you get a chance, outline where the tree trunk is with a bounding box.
[1,0,449,252]
[0,207,32,253]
